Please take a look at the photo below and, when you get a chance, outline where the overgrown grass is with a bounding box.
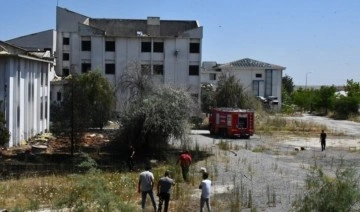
[256,115,328,135]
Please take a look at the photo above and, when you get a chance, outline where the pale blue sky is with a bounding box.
[1,0,359,86]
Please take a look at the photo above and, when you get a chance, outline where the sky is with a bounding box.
[0,0,359,86]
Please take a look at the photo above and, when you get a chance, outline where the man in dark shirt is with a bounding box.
[320,130,327,151]
[157,170,175,212]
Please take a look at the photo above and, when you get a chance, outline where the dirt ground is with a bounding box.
[187,114,360,211]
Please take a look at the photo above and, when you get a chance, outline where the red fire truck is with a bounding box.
[208,108,255,138]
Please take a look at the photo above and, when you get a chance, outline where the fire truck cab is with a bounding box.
[209,108,255,139]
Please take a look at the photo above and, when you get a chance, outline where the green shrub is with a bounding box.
[294,166,360,212]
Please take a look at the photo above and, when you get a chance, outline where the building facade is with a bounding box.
[56,7,203,111]
[201,58,286,106]
[0,41,54,147]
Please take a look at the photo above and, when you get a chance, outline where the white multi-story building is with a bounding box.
[202,58,286,106]
[56,7,203,110]
[0,41,54,147]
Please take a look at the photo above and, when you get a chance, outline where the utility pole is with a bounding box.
[305,72,312,89]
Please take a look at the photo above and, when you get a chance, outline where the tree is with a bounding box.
[291,88,316,112]
[333,96,359,119]
[215,74,249,108]
[117,86,194,151]
[51,71,116,155]
[0,102,10,146]
[345,79,360,98]
[200,83,216,114]
[282,74,295,95]
[312,85,336,115]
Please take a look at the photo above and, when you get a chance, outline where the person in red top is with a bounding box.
[176,151,192,182]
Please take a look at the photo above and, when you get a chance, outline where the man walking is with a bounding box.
[138,165,157,211]
[157,170,175,212]
[320,130,327,151]
[199,172,211,212]
[176,151,192,182]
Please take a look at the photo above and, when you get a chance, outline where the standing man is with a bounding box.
[320,130,327,151]
[138,165,157,211]
[128,145,135,171]
[199,172,211,212]
[176,151,192,182]
[157,170,175,212]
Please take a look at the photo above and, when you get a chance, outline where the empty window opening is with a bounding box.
[141,42,151,52]
[190,43,200,53]
[63,53,69,61]
[153,65,164,75]
[189,65,199,76]
[153,42,164,53]
[81,63,91,73]
[81,40,91,51]
[63,37,70,45]
[105,41,115,52]
[105,64,115,75]
[62,68,70,77]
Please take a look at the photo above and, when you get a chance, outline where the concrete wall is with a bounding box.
[0,56,51,147]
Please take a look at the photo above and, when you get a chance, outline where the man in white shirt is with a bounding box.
[138,165,157,211]
[199,172,211,212]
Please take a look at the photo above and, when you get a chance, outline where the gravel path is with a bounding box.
[189,114,360,211]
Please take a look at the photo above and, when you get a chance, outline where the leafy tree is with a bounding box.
[214,74,248,108]
[312,85,336,115]
[291,88,316,112]
[345,79,360,98]
[295,166,360,212]
[200,83,216,114]
[333,96,359,119]
[51,71,116,155]
[0,102,10,146]
[117,86,194,151]
[78,71,116,129]
[282,74,295,95]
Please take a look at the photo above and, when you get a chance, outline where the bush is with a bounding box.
[294,166,360,212]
